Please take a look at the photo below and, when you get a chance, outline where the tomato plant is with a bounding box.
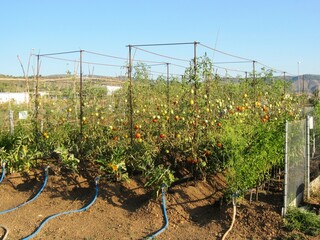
[0,55,310,199]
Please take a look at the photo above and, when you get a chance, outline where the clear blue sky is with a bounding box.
[1,0,319,77]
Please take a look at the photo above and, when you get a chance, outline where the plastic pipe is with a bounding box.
[0,225,8,240]
[147,184,169,239]
[0,161,6,183]
[0,166,49,215]
[22,176,100,240]
[222,194,237,240]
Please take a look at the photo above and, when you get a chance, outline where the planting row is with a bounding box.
[0,57,312,197]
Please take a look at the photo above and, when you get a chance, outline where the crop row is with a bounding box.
[0,57,311,197]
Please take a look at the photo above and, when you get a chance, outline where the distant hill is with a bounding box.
[2,73,320,94]
[287,74,320,94]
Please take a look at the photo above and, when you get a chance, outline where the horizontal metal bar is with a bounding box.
[126,42,199,47]
[38,50,82,57]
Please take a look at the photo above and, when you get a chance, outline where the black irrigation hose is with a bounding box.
[0,225,8,240]
[0,166,49,215]
[21,176,100,240]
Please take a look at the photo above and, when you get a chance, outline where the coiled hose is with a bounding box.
[146,184,169,239]
[0,161,6,183]
[21,176,100,240]
[0,166,49,215]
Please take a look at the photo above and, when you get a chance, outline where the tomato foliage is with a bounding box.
[0,56,311,197]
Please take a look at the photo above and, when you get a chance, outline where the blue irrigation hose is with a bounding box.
[0,166,49,215]
[147,184,169,239]
[22,176,100,240]
[0,161,6,183]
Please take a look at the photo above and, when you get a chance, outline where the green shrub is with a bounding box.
[285,207,320,236]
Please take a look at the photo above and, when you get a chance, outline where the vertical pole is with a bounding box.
[128,45,134,145]
[244,71,248,94]
[79,50,83,142]
[9,110,14,135]
[283,72,286,94]
[166,63,170,108]
[297,62,300,94]
[283,120,289,216]
[252,61,256,99]
[205,67,211,106]
[166,63,170,133]
[302,75,305,94]
[192,41,198,159]
[193,41,197,104]
[193,42,198,119]
[313,123,316,158]
[306,115,310,199]
[35,54,40,136]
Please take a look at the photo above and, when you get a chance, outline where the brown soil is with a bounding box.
[0,168,319,240]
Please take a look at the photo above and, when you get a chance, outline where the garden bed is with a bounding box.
[1,169,319,239]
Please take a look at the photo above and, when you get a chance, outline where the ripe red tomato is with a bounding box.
[135,133,141,139]
[160,133,165,139]
[204,150,211,156]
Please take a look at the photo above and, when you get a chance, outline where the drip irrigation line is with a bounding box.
[128,42,197,47]
[200,43,292,75]
[199,43,252,62]
[39,55,77,63]
[0,161,6,183]
[145,63,169,67]
[21,176,100,240]
[143,62,188,69]
[84,50,128,60]
[213,64,247,74]
[132,46,190,63]
[41,53,171,69]
[36,50,81,57]
[43,50,171,66]
[41,55,125,68]
[0,225,8,240]
[133,65,182,77]
[147,69,182,77]
[82,61,124,68]
[0,166,49,215]
[214,60,252,64]
[132,59,170,64]
[146,184,169,239]
[170,63,188,69]
[256,61,287,74]
[222,193,238,240]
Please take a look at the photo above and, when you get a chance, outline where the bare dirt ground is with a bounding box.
[0,164,319,240]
